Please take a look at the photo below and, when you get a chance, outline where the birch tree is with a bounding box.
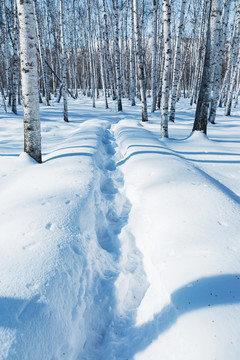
[102,0,116,100]
[59,0,68,121]
[16,0,42,163]
[225,0,240,116]
[133,0,148,121]
[129,0,136,106]
[112,0,123,111]
[193,0,212,134]
[11,0,19,115]
[169,0,187,122]
[161,0,171,137]
[151,0,158,112]
[96,0,108,109]
[208,0,231,123]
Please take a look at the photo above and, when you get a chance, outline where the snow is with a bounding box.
[0,95,240,359]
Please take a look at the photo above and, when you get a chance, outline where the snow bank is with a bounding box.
[113,119,240,360]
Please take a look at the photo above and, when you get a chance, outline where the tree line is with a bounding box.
[0,0,239,162]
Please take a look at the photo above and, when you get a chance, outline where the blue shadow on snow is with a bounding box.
[113,274,240,359]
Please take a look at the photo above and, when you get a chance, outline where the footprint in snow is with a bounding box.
[100,178,117,195]
[45,222,55,231]
[22,242,38,250]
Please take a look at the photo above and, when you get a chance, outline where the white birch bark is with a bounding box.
[190,0,208,106]
[12,0,18,114]
[97,0,108,109]
[34,0,50,106]
[161,0,171,137]
[225,0,240,115]
[87,0,95,108]
[102,0,116,100]
[112,0,122,111]
[16,0,41,163]
[133,0,148,121]
[193,0,212,134]
[208,0,231,123]
[129,0,135,106]
[59,0,68,122]
[219,4,240,107]
[169,0,187,122]
[151,0,158,112]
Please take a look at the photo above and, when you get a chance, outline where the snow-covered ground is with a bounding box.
[0,95,240,359]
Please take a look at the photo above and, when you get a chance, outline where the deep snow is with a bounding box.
[0,95,240,359]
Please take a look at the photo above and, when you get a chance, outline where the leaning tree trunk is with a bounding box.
[16,0,42,163]
[133,0,148,121]
[161,0,171,137]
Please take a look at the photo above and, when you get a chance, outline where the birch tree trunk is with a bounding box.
[161,0,171,137]
[190,0,208,106]
[87,0,95,108]
[59,0,68,122]
[112,0,123,111]
[208,0,231,123]
[193,0,212,134]
[16,0,41,163]
[151,0,158,112]
[96,0,108,109]
[169,0,187,122]
[12,0,19,115]
[34,0,50,106]
[129,0,136,106]
[102,0,116,100]
[133,0,148,121]
[225,0,240,116]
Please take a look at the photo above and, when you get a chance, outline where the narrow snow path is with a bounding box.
[79,121,149,360]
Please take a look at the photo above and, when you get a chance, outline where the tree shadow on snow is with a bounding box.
[113,274,240,359]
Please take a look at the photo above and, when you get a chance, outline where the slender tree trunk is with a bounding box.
[12,0,18,115]
[102,0,116,100]
[17,0,41,163]
[193,1,212,134]
[129,0,136,106]
[87,0,96,108]
[59,0,68,122]
[169,0,187,122]
[96,0,108,109]
[151,0,158,112]
[34,0,50,106]
[113,0,123,111]
[225,0,240,116]
[133,0,148,121]
[161,0,171,137]
[209,0,231,123]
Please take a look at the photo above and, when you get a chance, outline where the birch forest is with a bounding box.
[1,0,239,160]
